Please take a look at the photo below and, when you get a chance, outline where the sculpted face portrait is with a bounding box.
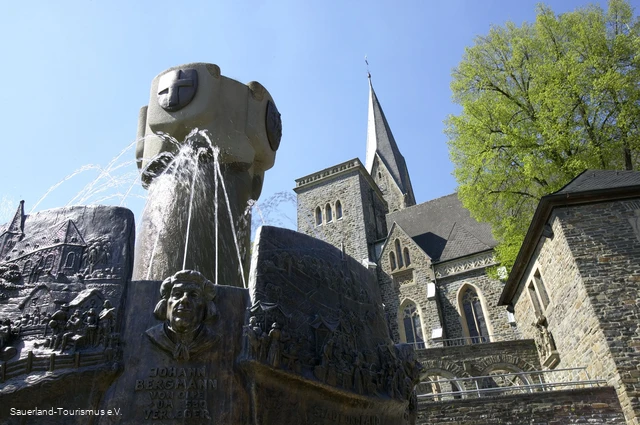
[146,270,219,361]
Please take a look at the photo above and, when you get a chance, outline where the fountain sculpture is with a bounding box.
[0,63,419,425]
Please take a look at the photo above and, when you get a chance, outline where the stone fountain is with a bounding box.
[0,63,419,425]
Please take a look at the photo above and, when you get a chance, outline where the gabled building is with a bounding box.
[0,204,87,283]
[500,170,640,424]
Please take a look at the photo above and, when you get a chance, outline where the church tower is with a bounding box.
[364,75,416,212]
[295,76,414,262]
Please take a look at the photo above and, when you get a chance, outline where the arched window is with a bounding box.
[335,200,343,219]
[325,204,333,223]
[403,247,411,266]
[23,260,32,275]
[315,207,322,226]
[401,301,424,348]
[44,254,55,272]
[395,240,404,268]
[480,365,530,395]
[64,252,76,268]
[389,252,397,270]
[416,371,462,401]
[460,286,489,343]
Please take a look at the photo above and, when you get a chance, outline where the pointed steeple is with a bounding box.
[6,200,25,235]
[364,77,416,207]
[0,200,25,259]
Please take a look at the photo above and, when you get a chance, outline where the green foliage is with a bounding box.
[446,0,640,274]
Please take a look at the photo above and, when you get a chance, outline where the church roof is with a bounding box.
[364,79,415,205]
[386,193,496,262]
[556,170,640,194]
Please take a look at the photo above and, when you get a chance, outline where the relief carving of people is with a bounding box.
[146,270,219,361]
[244,316,265,360]
[267,322,284,368]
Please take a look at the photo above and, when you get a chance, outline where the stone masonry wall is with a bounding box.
[415,339,541,382]
[371,156,406,213]
[438,267,518,342]
[417,387,626,425]
[296,170,370,263]
[511,203,636,424]
[378,225,438,345]
[559,200,640,424]
[360,176,388,254]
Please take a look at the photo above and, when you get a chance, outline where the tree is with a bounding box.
[446,0,640,274]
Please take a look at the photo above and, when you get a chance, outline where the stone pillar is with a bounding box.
[133,63,281,286]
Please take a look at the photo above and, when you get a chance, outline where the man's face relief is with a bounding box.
[167,282,206,334]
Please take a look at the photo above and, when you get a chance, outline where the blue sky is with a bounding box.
[0,0,629,232]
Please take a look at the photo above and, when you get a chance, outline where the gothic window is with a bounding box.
[64,252,76,268]
[401,301,424,348]
[395,240,404,268]
[460,286,489,343]
[403,247,411,266]
[315,207,322,226]
[23,260,32,275]
[335,200,343,219]
[389,252,397,270]
[44,254,55,272]
[325,204,333,223]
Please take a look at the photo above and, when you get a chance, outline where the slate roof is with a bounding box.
[364,79,415,205]
[556,170,640,194]
[386,193,496,262]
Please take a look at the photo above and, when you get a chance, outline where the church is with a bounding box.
[294,77,640,424]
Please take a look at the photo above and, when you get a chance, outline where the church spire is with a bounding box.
[6,200,25,235]
[364,75,416,208]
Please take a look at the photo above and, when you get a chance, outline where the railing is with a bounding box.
[405,333,512,350]
[441,333,512,347]
[0,350,108,384]
[417,367,605,401]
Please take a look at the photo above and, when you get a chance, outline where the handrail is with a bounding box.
[417,367,606,401]
[406,333,514,349]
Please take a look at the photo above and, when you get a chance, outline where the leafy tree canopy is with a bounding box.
[446,0,640,275]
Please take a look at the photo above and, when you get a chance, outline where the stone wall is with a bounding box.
[415,339,541,381]
[296,169,367,262]
[370,156,406,213]
[417,387,626,424]
[562,200,640,424]
[378,224,438,345]
[359,175,388,256]
[512,199,640,424]
[295,160,387,264]
[437,265,518,342]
